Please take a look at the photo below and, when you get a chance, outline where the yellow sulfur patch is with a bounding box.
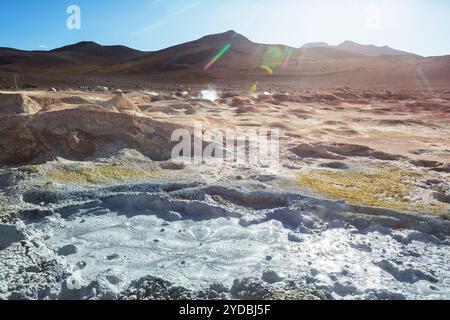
[298,168,448,215]
[48,164,163,185]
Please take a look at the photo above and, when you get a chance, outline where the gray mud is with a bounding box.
[1,180,449,300]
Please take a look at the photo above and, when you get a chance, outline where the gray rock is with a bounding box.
[106,254,119,261]
[0,224,26,250]
[209,282,228,293]
[267,208,303,227]
[160,161,185,170]
[262,270,285,284]
[57,244,78,256]
[230,278,268,299]
[287,232,303,243]
[230,277,323,300]
[119,276,195,300]
[19,209,54,221]
[425,179,442,186]
[434,191,450,204]
[106,274,122,285]
[375,260,439,284]
[251,175,277,182]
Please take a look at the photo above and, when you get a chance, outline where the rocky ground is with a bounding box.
[0,87,449,300]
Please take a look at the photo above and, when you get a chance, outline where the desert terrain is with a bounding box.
[0,31,449,300]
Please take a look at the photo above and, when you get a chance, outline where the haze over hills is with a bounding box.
[335,41,417,57]
[0,30,449,89]
[301,42,330,49]
[302,40,417,57]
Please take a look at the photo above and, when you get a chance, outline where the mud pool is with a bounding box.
[21,185,450,300]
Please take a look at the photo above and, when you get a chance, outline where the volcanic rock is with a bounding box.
[102,93,140,113]
[0,224,26,250]
[0,108,184,165]
[0,93,41,115]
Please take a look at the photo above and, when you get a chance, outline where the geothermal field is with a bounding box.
[0,22,450,300]
[0,86,449,300]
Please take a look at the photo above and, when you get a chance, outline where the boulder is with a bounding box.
[57,244,78,256]
[0,93,41,115]
[262,270,285,284]
[103,93,140,113]
[0,224,26,250]
[0,108,184,165]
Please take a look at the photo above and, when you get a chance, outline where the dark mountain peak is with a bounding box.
[198,30,250,43]
[218,30,242,38]
[49,41,146,62]
[224,30,238,36]
[74,41,101,47]
[52,41,101,52]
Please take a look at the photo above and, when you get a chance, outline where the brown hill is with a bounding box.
[112,31,364,76]
[50,41,148,62]
[0,31,449,89]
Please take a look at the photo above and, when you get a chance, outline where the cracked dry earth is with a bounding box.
[0,88,449,300]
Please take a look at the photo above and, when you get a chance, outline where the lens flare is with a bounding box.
[262,46,284,69]
[260,65,273,75]
[204,43,232,71]
[281,47,294,69]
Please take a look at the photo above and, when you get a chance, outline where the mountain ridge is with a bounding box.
[336,40,417,57]
[1,31,422,58]
[0,30,449,89]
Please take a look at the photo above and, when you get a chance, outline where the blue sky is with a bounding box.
[0,0,449,56]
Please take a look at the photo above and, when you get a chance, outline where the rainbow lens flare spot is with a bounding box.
[204,44,232,71]
[260,65,274,74]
